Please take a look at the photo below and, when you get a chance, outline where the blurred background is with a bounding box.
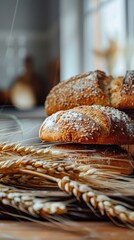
[0,0,133,143]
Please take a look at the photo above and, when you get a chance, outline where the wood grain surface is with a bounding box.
[0,221,133,240]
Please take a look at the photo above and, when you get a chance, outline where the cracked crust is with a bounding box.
[40,105,134,145]
[45,70,111,116]
[110,75,134,109]
[45,70,134,116]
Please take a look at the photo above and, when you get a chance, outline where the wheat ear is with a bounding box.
[58,176,134,225]
[0,184,67,218]
[0,155,81,181]
[23,173,134,226]
[0,142,52,157]
[0,173,57,188]
[1,142,132,177]
[0,156,134,196]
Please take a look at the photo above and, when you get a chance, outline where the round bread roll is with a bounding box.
[45,70,111,115]
[48,144,134,175]
[40,105,134,145]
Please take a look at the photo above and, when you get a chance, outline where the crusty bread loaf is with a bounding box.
[40,105,134,145]
[45,70,111,115]
[110,71,134,109]
[45,70,134,116]
[48,144,134,175]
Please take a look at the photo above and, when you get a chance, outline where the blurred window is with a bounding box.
[83,0,127,76]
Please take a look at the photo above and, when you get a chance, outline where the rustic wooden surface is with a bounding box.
[0,221,133,240]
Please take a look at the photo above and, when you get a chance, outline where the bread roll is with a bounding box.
[45,70,111,115]
[45,70,134,116]
[48,144,134,175]
[110,71,134,109]
[40,105,134,145]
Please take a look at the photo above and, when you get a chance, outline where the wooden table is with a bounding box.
[0,221,133,240]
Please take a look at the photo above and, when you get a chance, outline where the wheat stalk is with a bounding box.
[0,142,133,182]
[0,184,67,218]
[0,142,134,226]
[0,155,134,196]
[1,173,134,227]
[0,149,107,183]
[0,155,80,179]
[20,172,133,226]
[58,176,134,225]
[0,142,52,157]
[1,142,133,176]
[0,173,57,189]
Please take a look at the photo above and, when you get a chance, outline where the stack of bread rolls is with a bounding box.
[39,70,134,175]
[45,70,134,115]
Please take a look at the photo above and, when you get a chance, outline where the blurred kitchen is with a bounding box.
[0,0,60,108]
[0,0,133,143]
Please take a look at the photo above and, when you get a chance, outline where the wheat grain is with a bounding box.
[1,142,133,176]
[0,155,134,196]
[0,184,67,218]
[0,156,80,180]
[0,145,129,181]
[0,173,57,188]
[0,142,133,183]
[23,173,134,226]
[57,176,134,225]
[0,142,134,226]
[0,142,51,157]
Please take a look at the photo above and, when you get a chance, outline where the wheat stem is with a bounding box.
[20,169,57,182]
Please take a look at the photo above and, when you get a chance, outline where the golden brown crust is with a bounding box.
[48,144,134,175]
[110,73,134,109]
[45,70,134,115]
[45,70,111,116]
[40,105,134,145]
